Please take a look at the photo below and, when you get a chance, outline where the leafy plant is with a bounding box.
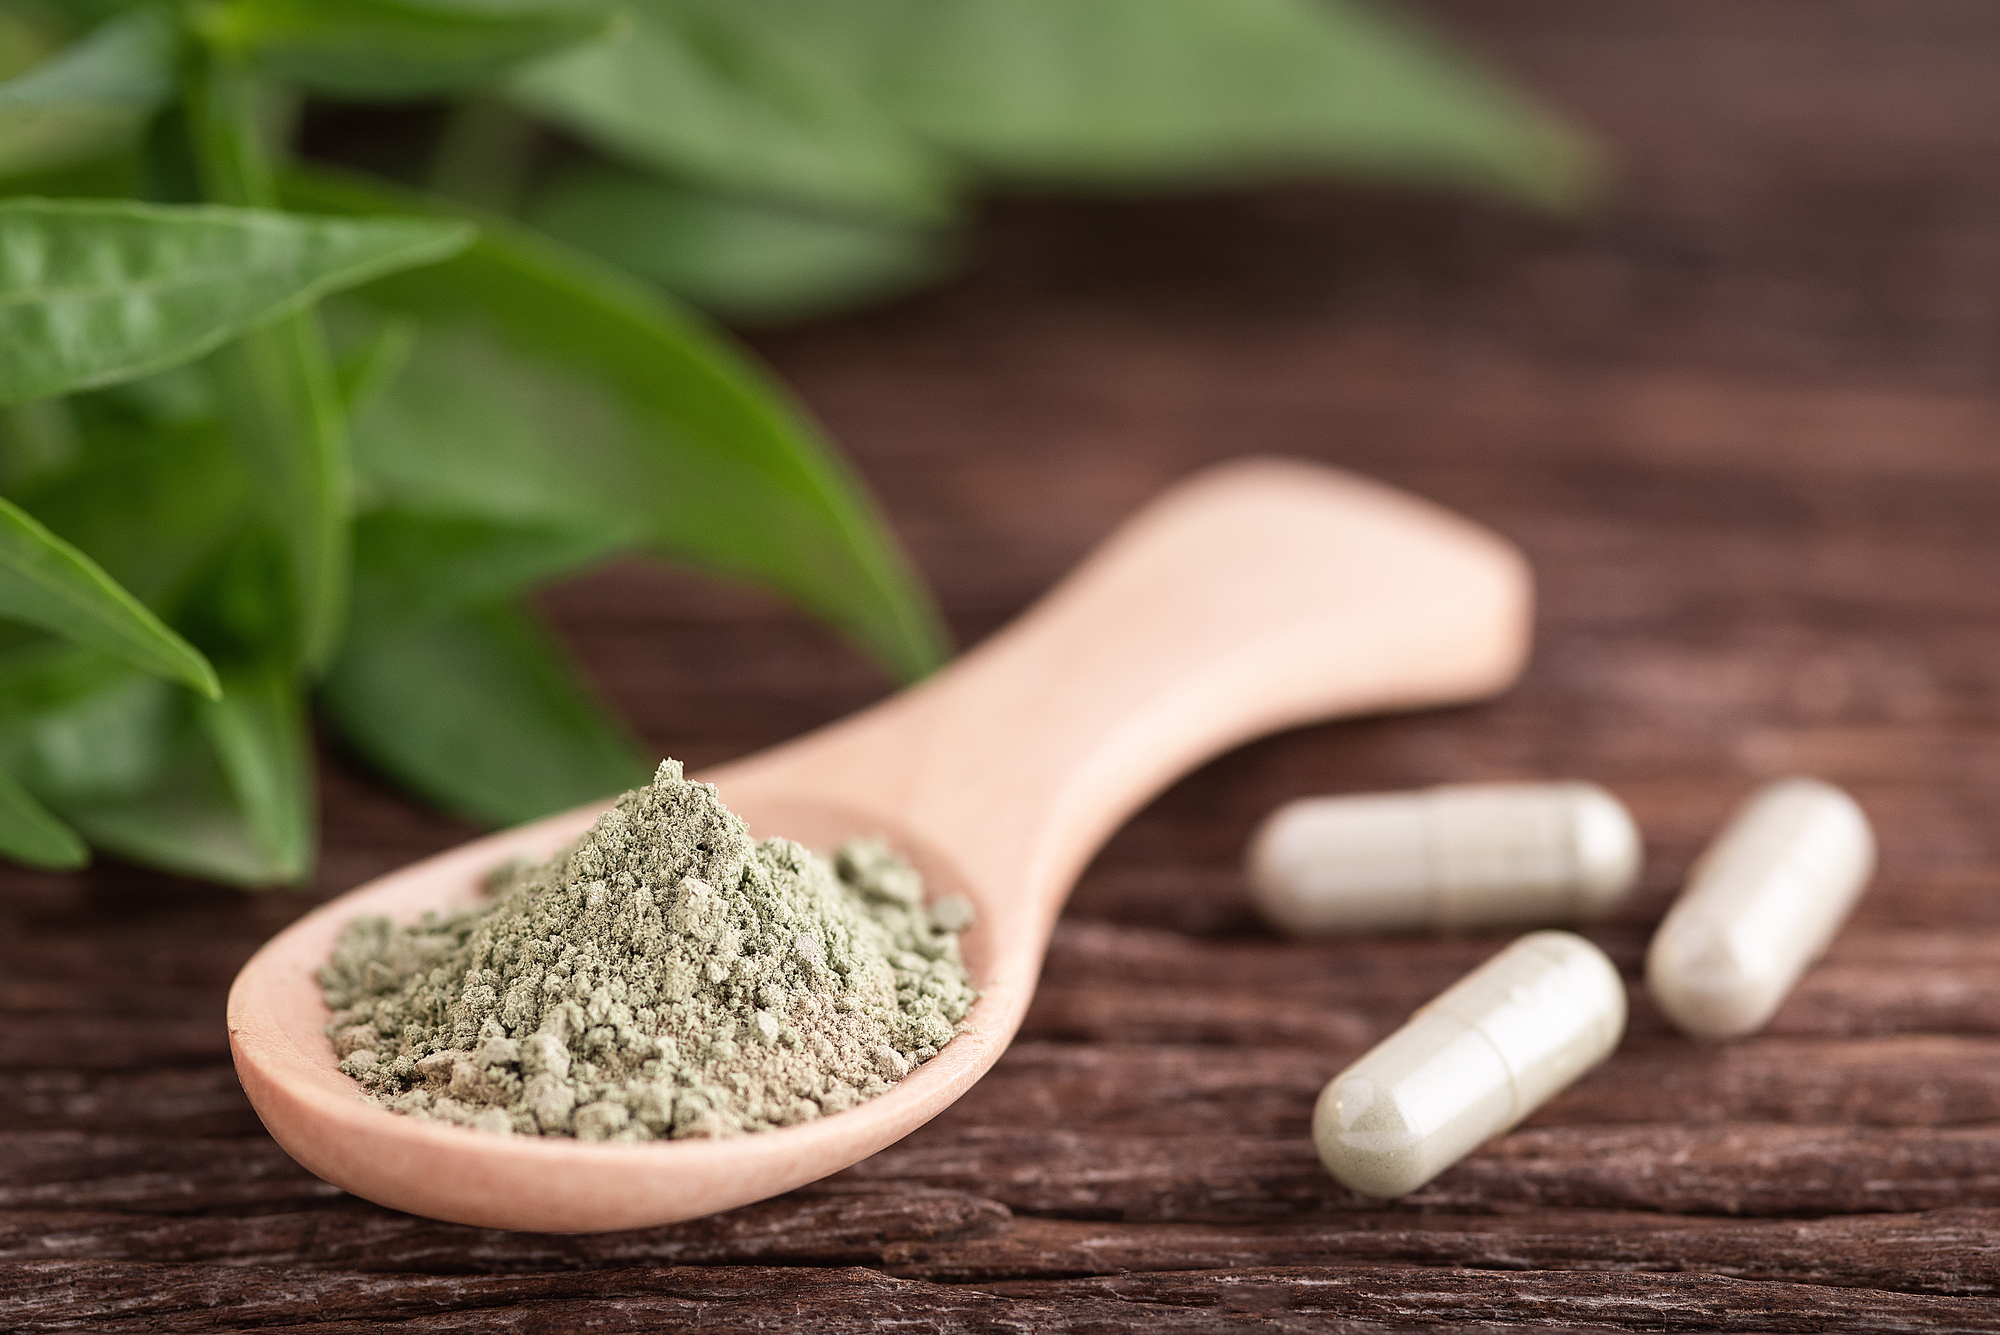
[0,0,1592,885]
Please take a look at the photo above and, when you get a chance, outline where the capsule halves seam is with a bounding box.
[1646,777,1875,1040]
[1313,930,1626,1199]
[1249,782,1642,936]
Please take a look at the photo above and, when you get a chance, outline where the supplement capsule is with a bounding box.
[1646,777,1874,1040]
[1248,782,1641,936]
[1313,930,1625,1198]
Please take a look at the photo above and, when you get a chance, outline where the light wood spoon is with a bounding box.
[229,458,1531,1232]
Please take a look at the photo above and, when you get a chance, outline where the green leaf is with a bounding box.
[6,393,246,618]
[510,0,954,221]
[757,0,1598,210]
[0,153,140,203]
[323,599,651,826]
[333,313,417,415]
[0,494,219,696]
[0,103,136,179]
[207,312,352,670]
[0,4,155,176]
[337,316,634,528]
[287,166,948,683]
[203,0,618,99]
[199,658,313,882]
[0,641,134,723]
[0,762,88,869]
[0,5,176,112]
[335,506,640,831]
[0,198,476,403]
[0,396,82,491]
[3,517,288,886]
[0,644,187,805]
[183,58,372,674]
[64,726,298,885]
[27,4,151,25]
[529,166,951,323]
[350,506,630,635]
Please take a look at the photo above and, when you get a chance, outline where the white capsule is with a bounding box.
[1247,782,1641,936]
[1313,930,1625,1198]
[1646,777,1874,1040]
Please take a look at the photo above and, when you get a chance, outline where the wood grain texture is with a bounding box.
[6,0,2000,1325]
[10,1260,2000,1333]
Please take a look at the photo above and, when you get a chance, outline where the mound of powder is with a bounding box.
[318,760,977,1140]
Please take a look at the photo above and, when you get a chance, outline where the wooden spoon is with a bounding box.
[228,458,1531,1232]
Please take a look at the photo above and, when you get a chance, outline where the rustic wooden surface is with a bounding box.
[7,0,2000,1328]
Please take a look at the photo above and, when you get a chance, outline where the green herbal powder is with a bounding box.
[319,760,977,1140]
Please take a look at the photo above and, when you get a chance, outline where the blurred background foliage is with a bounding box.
[0,0,1597,886]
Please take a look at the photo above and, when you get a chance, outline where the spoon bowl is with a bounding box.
[229,458,1531,1231]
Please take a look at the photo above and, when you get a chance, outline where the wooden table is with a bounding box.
[8,0,2000,1327]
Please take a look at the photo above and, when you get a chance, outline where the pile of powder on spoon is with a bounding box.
[318,760,977,1141]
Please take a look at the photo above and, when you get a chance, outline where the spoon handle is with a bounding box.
[716,458,1531,936]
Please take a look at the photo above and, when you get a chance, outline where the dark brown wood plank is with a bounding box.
[9,1260,2000,1333]
[963,1035,2000,1132]
[845,1123,2000,1219]
[0,1068,262,1138]
[0,1190,1010,1273]
[0,1135,340,1214]
[17,1118,2000,1224]
[886,1209,2000,1296]
[1028,920,2000,1040]
[9,1203,1998,1300]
